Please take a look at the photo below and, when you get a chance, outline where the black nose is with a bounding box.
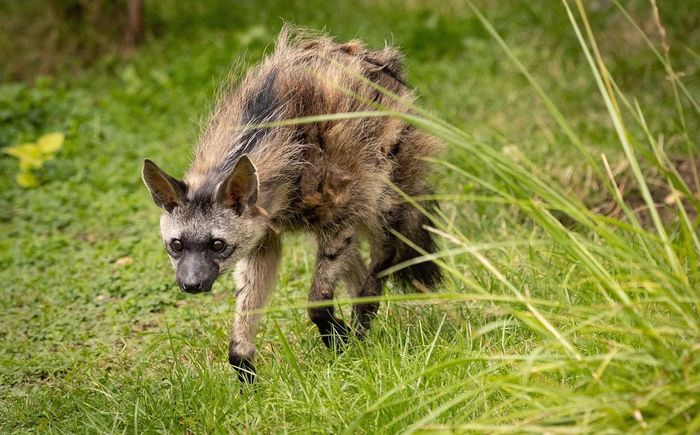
[181,281,203,293]
[178,277,215,294]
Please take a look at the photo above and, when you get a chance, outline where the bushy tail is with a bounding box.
[389,201,443,291]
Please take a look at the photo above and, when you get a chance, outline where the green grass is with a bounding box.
[2,0,700,432]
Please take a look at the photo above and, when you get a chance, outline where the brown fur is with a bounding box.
[142,26,443,381]
[188,28,440,230]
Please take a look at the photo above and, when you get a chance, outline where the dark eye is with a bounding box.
[170,239,183,253]
[211,239,226,253]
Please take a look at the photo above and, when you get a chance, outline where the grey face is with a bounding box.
[160,204,263,293]
[162,206,231,293]
[142,156,263,294]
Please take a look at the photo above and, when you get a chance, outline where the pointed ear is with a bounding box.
[215,155,258,214]
[142,159,187,213]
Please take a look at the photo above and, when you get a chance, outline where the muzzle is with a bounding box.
[176,253,219,293]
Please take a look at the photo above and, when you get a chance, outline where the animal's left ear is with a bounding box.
[215,155,258,214]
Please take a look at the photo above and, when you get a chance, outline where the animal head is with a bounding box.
[142,155,266,293]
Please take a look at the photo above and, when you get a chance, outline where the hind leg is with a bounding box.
[350,232,395,337]
[308,228,358,348]
[385,200,442,290]
[351,201,443,335]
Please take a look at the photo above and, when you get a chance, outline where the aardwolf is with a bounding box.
[142,27,442,382]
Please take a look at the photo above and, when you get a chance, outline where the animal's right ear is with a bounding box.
[142,159,187,213]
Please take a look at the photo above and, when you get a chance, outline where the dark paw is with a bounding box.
[319,320,350,351]
[229,352,256,383]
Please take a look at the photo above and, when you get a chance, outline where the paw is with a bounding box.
[320,319,350,351]
[228,351,256,383]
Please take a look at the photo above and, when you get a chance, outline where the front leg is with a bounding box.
[229,231,281,383]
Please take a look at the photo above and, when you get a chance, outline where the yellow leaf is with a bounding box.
[4,143,44,169]
[37,132,64,154]
[4,143,39,159]
[16,171,39,188]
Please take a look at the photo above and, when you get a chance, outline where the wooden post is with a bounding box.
[125,0,143,47]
